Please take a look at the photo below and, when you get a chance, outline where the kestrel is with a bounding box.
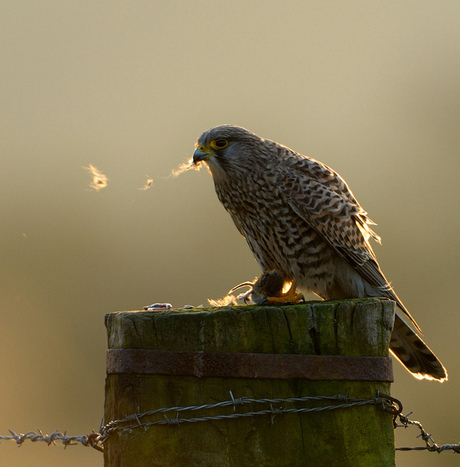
[192,124,447,382]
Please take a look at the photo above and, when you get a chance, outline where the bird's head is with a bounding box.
[193,125,266,179]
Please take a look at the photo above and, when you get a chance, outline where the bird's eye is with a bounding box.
[211,139,228,149]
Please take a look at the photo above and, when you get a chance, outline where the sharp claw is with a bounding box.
[264,281,304,305]
[229,274,303,306]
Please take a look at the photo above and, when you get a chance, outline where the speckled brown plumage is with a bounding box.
[192,124,447,382]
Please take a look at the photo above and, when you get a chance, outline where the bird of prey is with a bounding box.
[192,124,447,382]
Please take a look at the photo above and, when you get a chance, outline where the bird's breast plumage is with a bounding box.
[212,160,338,297]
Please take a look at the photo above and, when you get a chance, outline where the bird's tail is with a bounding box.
[390,313,447,381]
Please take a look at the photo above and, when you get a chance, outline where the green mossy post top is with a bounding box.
[105,298,395,358]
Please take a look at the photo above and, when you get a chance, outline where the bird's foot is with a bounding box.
[264,280,304,305]
[229,271,304,305]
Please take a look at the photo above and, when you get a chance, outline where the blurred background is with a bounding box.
[1,1,459,465]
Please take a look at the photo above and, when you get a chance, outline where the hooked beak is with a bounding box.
[193,146,215,164]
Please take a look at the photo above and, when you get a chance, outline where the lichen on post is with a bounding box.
[104,298,396,467]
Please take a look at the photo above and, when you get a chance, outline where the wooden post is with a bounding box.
[104,299,396,467]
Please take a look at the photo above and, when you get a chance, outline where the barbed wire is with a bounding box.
[395,412,460,454]
[1,391,458,455]
[0,429,104,452]
[99,391,398,442]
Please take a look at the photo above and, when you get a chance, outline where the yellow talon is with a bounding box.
[265,281,304,305]
[230,272,304,305]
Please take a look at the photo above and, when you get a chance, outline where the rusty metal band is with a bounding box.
[106,349,393,382]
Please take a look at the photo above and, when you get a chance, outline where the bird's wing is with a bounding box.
[284,177,386,285]
[278,155,419,327]
[280,156,378,264]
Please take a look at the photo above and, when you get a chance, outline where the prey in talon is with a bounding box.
[230,270,304,305]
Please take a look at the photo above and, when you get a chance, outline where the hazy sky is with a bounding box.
[1,2,459,466]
